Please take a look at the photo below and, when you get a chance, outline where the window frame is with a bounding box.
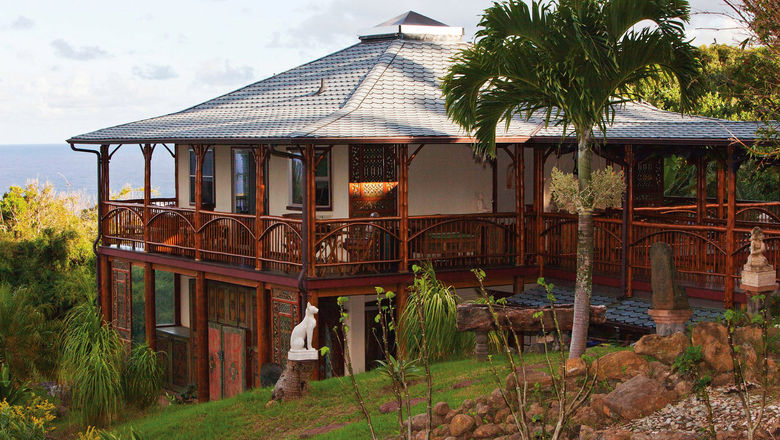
[286,148,332,211]
[231,147,256,215]
[189,147,216,207]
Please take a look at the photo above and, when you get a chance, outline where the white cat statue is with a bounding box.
[287,302,319,361]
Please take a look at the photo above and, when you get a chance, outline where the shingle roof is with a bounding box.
[68,34,767,145]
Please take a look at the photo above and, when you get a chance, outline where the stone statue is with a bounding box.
[647,242,692,336]
[289,302,318,353]
[744,227,772,273]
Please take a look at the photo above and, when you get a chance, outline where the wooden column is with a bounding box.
[174,274,181,326]
[717,160,726,219]
[256,283,269,374]
[725,145,736,309]
[144,262,157,351]
[514,144,525,267]
[142,144,154,251]
[491,159,498,213]
[253,145,267,271]
[622,145,635,297]
[533,147,544,275]
[195,271,209,402]
[193,145,207,261]
[398,144,410,272]
[308,289,320,380]
[302,145,316,278]
[100,255,112,323]
[99,144,111,223]
[696,153,707,224]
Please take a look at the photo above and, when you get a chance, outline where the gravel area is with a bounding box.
[624,387,780,434]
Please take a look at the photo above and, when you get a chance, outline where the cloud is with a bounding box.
[51,39,110,61]
[10,16,34,30]
[132,64,178,80]
[196,60,254,86]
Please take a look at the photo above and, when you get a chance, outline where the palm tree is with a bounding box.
[442,0,701,357]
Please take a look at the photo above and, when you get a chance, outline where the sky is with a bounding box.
[0,0,749,145]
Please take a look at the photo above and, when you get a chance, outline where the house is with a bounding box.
[68,11,770,402]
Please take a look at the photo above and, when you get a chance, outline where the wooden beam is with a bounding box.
[622,145,634,297]
[398,144,409,272]
[718,159,726,219]
[257,282,269,383]
[193,145,206,261]
[725,144,736,309]
[144,262,157,351]
[195,271,209,402]
[534,147,544,276]
[514,143,524,266]
[254,145,267,271]
[142,144,154,251]
[303,144,316,278]
[456,303,607,332]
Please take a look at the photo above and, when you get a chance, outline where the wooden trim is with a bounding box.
[257,283,269,372]
[205,272,258,287]
[514,144,524,266]
[253,145,268,271]
[100,255,112,323]
[696,154,707,223]
[144,262,157,351]
[174,273,181,326]
[534,147,544,275]
[195,271,209,402]
[398,144,409,272]
[718,159,726,219]
[725,144,736,309]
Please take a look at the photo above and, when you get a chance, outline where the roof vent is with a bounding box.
[359,11,464,42]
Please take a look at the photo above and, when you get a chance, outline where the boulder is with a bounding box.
[589,393,609,417]
[489,387,507,409]
[674,379,693,397]
[590,350,649,381]
[444,409,458,424]
[505,368,553,389]
[449,414,476,437]
[408,413,428,432]
[648,361,672,381]
[600,375,676,420]
[433,401,450,417]
[634,332,691,364]
[564,357,588,377]
[691,322,733,373]
[571,405,602,427]
[473,423,503,438]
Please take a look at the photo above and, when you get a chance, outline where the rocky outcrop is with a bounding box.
[590,350,649,381]
[598,375,676,420]
[691,322,733,373]
[633,332,690,365]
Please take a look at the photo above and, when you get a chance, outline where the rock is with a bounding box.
[589,393,609,417]
[444,409,458,424]
[734,326,762,348]
[601,429,632,440]
[712,372,735,387]
[564,357,587,377]
[434,401,450,417]
[674,379,693,396]
[691,322,734,373]
[600,375,675,420]
[489,387,506,409]
[449,414,475,437]
[649,242,689,310]
[494,408,510,426]
[505,368,553,389]
[527,402,544,420]
[413,430,429,440]
[630,434,653,440]
[590,350,649,381]
[579,425,597,440]
[634,332,691,364]
[461,399,475,410]
[473,423,503,438]
[648,360,672,381]
[571,405,601,427]
[408,413,428,431]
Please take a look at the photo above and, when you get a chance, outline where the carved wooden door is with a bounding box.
[271,288,299,367]
[222,326,246,399]
[111,261,132,342]
[208,323,223,400]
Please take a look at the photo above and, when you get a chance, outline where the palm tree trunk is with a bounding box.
[569,130,594,359]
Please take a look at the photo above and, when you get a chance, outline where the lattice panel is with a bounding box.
[349,145,397,182]
[111,260,132,341]
[271,288,299,367]
[634,156,664,206]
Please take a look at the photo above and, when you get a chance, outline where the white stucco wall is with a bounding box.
[179,275,191,328]
[345,295,367,374]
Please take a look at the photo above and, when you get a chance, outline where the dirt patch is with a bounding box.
[298,423,349,438]
[453,379,478,389]
[379,397,426,414]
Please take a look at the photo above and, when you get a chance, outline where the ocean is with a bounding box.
[0,144,176,199]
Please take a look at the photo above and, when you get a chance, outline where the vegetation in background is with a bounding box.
[398,263,472,361]
[0,362,33,406]
[0,397,56,440]
[60,302,124,426]
[442,0,701,358]
[0,285,54,381]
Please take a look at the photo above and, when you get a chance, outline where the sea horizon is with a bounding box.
[0,143,175,199]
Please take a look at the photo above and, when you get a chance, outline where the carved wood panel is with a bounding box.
[222,326,246,399]
[271,288,299,367]
[634,156,664,206]
[349,145,398,217]
[111,260,132,342]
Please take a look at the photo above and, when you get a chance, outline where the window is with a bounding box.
[232,149,256,214]
[289,150,331,209]
[189,148,215,207]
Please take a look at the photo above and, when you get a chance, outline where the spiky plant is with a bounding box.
[122,343,164,409]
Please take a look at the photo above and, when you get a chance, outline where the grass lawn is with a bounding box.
[64,345,627,440]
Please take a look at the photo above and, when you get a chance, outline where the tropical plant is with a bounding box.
[121,343,164,408]
[0,397,56,440]
[77,426,145,440]
[441,0,702,357]
[398,263,473,361]
[673,345,715,439]
[0,363,32,406]
[60,302,124,426]
[0,284,54,381]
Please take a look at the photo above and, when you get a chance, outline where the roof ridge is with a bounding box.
[291,40,405,138]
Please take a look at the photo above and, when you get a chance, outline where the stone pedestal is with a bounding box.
[271,351,318,401]
[741,282,776,316]
[647,308,693,336]
[474,331,489,361]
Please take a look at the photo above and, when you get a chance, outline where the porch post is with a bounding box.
[99,144,111,221]
[195,271,209,402]
[174,274,181,326]
[622,145,634,297]
[309,289,320,380]
[303,144,316,278]
[514,144,524,266]
[725,144,736,308]
[253,145,267,271]
[142,144,154,251]
[718,159,726,219]
[696,153,707,224]
[193,145,206,261]
[100,255,112,323]
[144,262,157,351]
[533,147,544,276]
[398,144,409,273]
[256,282,269,385]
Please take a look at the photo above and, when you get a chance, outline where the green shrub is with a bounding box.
[60,302,124,426]
[0,284,55,381]
[0,397,56,440]
[122,343,163,408]
[0,362,32,406]
[398,264,473,361]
